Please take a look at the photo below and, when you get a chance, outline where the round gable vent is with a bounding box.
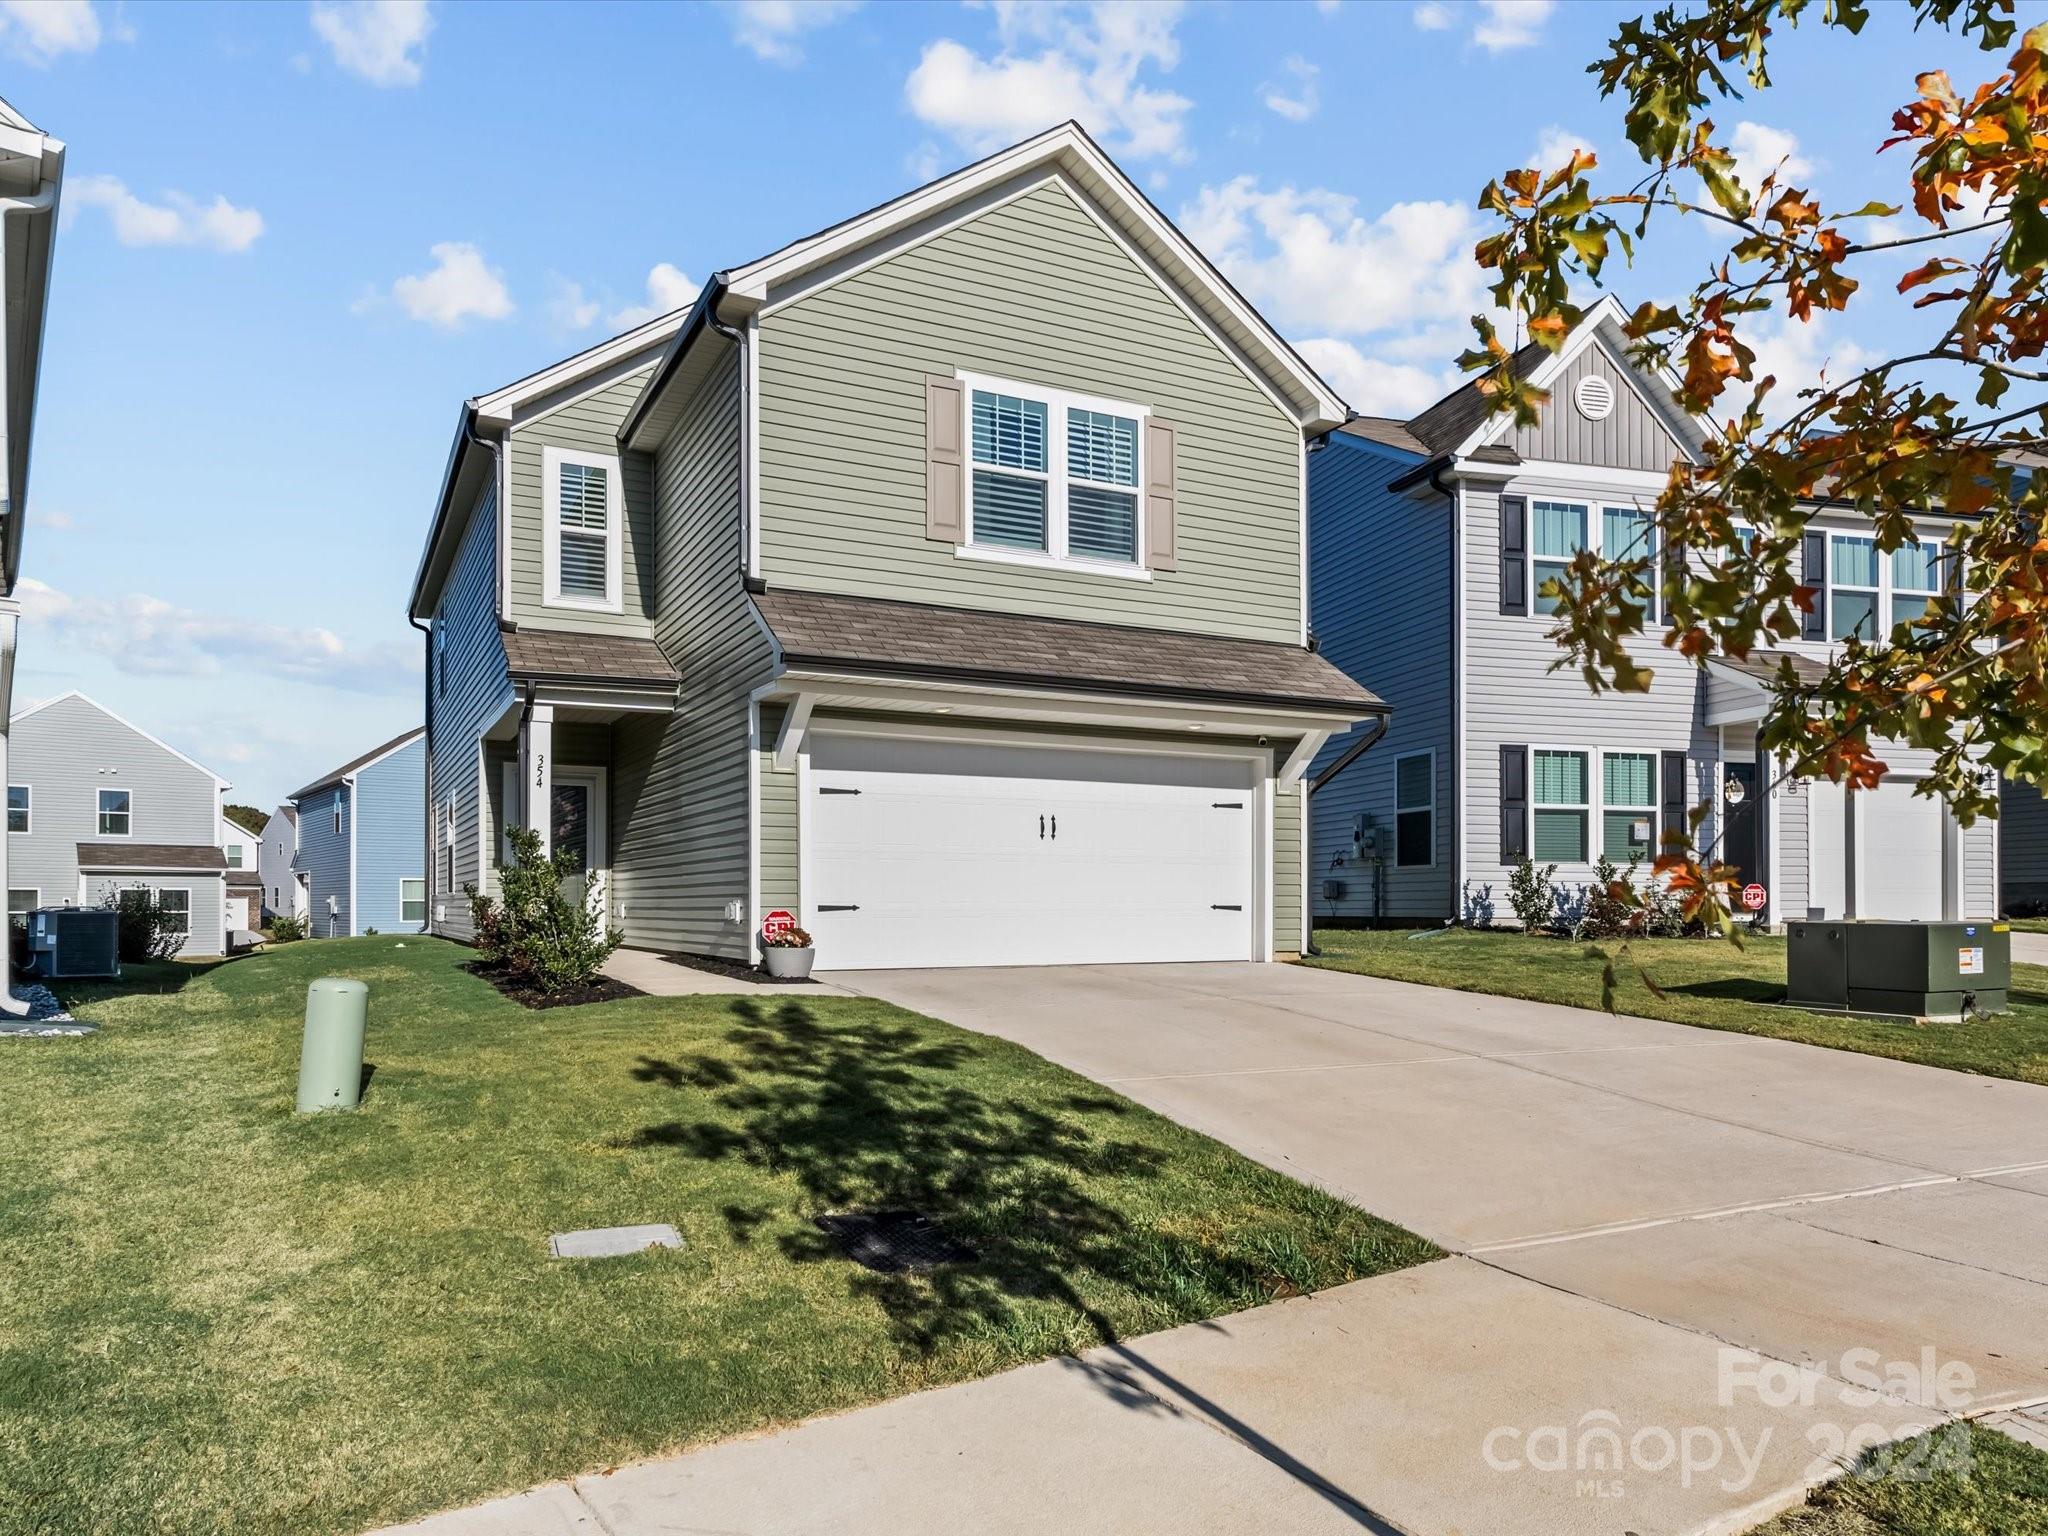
[1575,374,1616,421]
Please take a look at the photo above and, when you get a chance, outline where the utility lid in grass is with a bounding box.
[814,1211,978,1273]
[548,1223,683,1259]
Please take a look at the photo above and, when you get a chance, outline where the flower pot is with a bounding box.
[763,945,815,980]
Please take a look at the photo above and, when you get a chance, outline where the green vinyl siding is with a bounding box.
[757,176,1303,643]
[504,370,658,636]
[758,702,798,918]
[1275,779,1303,957]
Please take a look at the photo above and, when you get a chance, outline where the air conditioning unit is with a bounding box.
[26,907,121,980]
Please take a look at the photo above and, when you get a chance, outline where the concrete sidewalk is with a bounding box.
[600,947,854,997]
[2012,930,2048,968]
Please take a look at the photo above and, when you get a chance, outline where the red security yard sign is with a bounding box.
[761,909,798,942]
[1741,884,1768,913]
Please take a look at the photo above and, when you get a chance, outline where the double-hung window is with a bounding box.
[1830,535,1880,641]
[1394,751,1434,868]
[97,789,131,837]
[964,374,1145,571]
[400,877,427,925]
[543,446,623,611]
[1532,749,1589,862]
[225,844,243,868]
[6,785,27,834]
[1889,542,1944,631]
[1531,501,1587,614]
[155,888,190,938]
[1602,504,1658,620]
[8,888,36,927]
[1601,752,1658,864]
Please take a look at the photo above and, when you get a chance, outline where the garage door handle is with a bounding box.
[1039,814,1045,839]
[1051,814,1057,840]
[818,904,859,912]
[819,787,860,796]
[1212,903,1242,911]
[1212,801,1244,809]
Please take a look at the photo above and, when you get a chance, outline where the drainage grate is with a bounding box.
[814,1210,978,1273]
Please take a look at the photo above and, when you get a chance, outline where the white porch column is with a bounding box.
[520,702,553,860]
[0,600,23,1015]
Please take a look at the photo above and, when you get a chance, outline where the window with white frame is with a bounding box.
[435,614,448,695]
[333,798,343,837]
[225,843,243,868]
[1601,751,1658,864]
[1889,541,1944,631]
[965,375,1144,568]
[1830,534,1880,641]
[8,888,36,926]
[1394,751,1434,867]
[544,446,623,610]
[1602,504,1658,620]
[6,785,26,834]
[155,888,189,938]
[400,877,427,925]
[97,788,131,837]
[440,800,455,891]
[1531,501,1587,615]
[1532,749,1589,862]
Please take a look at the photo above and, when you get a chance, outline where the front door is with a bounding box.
[550,768,609,920]
[1723,761,1761,913]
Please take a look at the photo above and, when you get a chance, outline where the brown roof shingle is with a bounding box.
[754,589,1383,714]
[501,628,679,687]
[76,843,227,872]
[1709,649,1829,687]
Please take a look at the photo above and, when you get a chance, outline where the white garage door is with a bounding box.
[806,734,1258,970]
[1861,778,1948,921]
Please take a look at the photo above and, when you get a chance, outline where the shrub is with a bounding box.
[1507,858,1560,934]
[99,891,185,963]
[464,826,621,994]
[1573,855,1638,940]
[267,914,308,942]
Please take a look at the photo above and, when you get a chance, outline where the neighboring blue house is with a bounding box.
[290,728,426,937]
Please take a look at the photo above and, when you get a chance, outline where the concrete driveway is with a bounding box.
[388,962,2048,1536]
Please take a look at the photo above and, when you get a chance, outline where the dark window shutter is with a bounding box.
[1660,750,1688,857]
[1499,495,1527,615]
[1500,744,1529,860]
[1661,525,1683,627]
[1800,529,1827,641]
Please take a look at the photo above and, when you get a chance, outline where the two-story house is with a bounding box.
[7,693,232,957]
[217,813,263,933]
[258,804,304,925]
[288,728,426,938]
[408,124,1380,970]
[1307,297,1998,930]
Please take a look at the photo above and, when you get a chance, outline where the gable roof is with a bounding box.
[10,691,230,790]
[290,726,424,801]
[623,121,1346,452]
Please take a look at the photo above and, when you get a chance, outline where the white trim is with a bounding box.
[95,786,134,838]
[795,748,812,933]
[473,313,684,424]
[347,776,359,937]
[1453,487,1468,908]
[1298,437,1309,646]
[152,885,191,940]
[745,312,762,580]
[399,876,427,927]
[7,885,38,918]
[1392,747,1438,870]
[541,444,626,613]
[6,781,27,835]
[10,692,232,794]
[747,688,771,965]
[1481,460,1682,494]
[550,764,610,920]
[1277,728,1332,787]
[773,693,816,772]
[500,758,521,868]
[956,367,1150,574]
[1528,745,1592,865]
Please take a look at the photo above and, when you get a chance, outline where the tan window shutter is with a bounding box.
[1143,418,1178,571]
[925,375,966,543]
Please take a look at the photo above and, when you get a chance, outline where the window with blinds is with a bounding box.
[963,377,1145,568]
[1830,535,1879,641]
[1601,751,1657,864]
[557,462,611,600]
[1889,541,1944,631]
[1531,501,1587,615]
[1532,749,1588,862]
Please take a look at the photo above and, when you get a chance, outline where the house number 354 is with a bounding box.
[533,754,546,787]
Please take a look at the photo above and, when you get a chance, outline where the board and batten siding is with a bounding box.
[352,735,426,933]
[756,175,1303,644]
[1305,435,1457,923]
[503,370,658,637]
[1459,480,1721,924]
[610,346,778,959]
[428,482,514,942]
[2002,779,2048,909]
[1510,334,1689,473]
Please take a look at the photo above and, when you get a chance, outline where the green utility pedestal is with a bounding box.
[297,978,368,1112]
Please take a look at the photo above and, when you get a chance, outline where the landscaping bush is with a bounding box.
[99,891,186,962]
[1573,855,1637,940]
[465,826,621,994]
[1507,857,1560,934]
[267,914,308,942]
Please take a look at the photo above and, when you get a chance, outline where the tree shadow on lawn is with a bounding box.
[623,998,1319,1355]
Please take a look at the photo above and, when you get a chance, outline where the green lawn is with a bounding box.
[0,938,1435,1536]
[1307,928,2048,1086]
[1752,1424,2048,1535]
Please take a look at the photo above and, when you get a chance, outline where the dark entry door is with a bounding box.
[1723,761,1761,898]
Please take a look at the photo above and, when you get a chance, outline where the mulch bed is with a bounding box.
[661,950,820,986]
[465,963,645,1010]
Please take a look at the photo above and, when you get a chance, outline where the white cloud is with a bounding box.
[310,0,431,87]
[1473,0,1553,52]
[0,0,101,63]
[29,509,73,531]
[1728,121,1812,191]
[1412,2,1452,30]
[385,242,514,328]
[1297,338,1455,416]
[18,579,414,694]
[608,262,699,331]
[69,175,264,252]
[1745,314,1879,422]
[904,1,1193,165]
[544,277,600,335]
[1261,56,1319,123]
[1531,123,1597,169]
[1180,177,1484,340]
[726,0,858,64]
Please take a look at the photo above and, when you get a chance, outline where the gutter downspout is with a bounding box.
[704,286,755,591]
[408,610,432,932]
[1303,711,1390,955]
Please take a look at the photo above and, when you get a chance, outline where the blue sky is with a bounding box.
[0,0,1990,806]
